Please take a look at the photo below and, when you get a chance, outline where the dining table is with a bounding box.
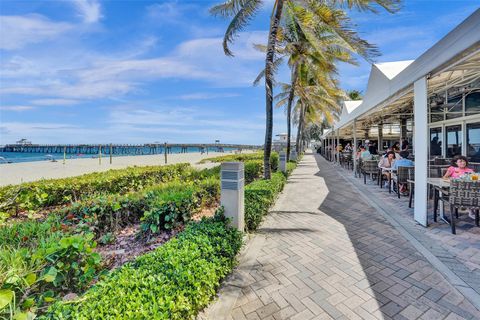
[427,177,451,223]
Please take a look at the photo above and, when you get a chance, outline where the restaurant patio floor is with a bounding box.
[202,152,480,320]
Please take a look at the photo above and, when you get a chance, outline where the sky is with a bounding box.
[0,0,478,145]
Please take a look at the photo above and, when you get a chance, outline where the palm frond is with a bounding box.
[219,0,263,56]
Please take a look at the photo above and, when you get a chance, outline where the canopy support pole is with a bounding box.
[414,77,428,227]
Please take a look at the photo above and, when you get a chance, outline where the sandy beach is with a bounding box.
[0,151,243,187]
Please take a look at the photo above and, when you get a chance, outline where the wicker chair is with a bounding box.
[392,166,414,198]
[470,162,480,172]
[446,180,480,234]
[361,160,379,184]
[343,152,353,170]
[407,168,415,208]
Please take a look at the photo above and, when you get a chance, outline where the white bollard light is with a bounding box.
[279,151,287,173]
[290,150,297,161]
[220,162,245,231]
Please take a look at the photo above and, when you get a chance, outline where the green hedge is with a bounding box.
[42,215,242,320]
[200,152,279,173]
[286,161,297,177]
[244,172,286,232]
[244,160,263,184]
[0,163,193,216]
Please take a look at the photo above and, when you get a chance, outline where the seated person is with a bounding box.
[443,155,474,179]
[359,146,372,160]
[392,151,414,170]
[378,151,396,168]
[378,151,396,187]
[444,155,476,219]
[392,151,415,193]
[383,146,401,160]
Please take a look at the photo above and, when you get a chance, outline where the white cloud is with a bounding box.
[72,0,102,23]
[0,105,34,111]
[31,99,81,106]
[0,14,72,50]
[0,31,268,102]
[178,92,240,100]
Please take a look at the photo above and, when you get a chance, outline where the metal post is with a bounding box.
[378,123,383,154]
[63,146,66,165]
[164,142,168,164]
[109,143,113,164]
[220,162,245,231]
[99,145,102,165]
[414,77,428,227]
[400,117,407,150]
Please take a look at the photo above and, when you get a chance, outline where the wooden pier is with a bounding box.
[0,143,261,155]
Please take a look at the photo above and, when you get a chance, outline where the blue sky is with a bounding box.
[0,0,478,145]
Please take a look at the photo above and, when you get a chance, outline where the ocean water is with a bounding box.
[0,147,236,164]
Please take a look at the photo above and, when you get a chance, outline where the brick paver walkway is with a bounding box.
[204,152,480,320]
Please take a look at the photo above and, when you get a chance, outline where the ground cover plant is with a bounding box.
[41,214,242,320]
[0,163,193,218]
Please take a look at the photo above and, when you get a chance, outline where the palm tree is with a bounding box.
[211,0,400,178]
[347,89,363,100]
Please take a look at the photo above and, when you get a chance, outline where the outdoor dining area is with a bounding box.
[331,148,480,235]
[319,10,480,236]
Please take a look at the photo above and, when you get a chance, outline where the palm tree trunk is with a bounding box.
[296,103,304,153]
[286,67,297,162]
[263,0,284,180]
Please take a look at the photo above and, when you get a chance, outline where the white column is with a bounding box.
[279,151,287,173]
[353,120,357,175]
[414,77,428,227]
[221,162,245,231]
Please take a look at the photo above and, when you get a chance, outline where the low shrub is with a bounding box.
[141,186,197,237]
[200,152,278,176]
[199,152,264,163]
[62,178,220,239]
[42,215,243,320]
[286,161,297,177]
[0,163,193,215]
[244,160,263,184]
[244,172,286,231]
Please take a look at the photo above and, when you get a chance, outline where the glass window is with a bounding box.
[465,92,480,117]
[446,95,463,120]
[467,122,480,162]
[430,127,442,158]
[446,125,462,158]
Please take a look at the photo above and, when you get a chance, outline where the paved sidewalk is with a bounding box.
[203,152,480,320]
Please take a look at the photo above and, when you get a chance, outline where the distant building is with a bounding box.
[272,133,295,151]
[16,138,33,145]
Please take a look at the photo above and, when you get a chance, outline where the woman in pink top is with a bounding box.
[443,155,474,178]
